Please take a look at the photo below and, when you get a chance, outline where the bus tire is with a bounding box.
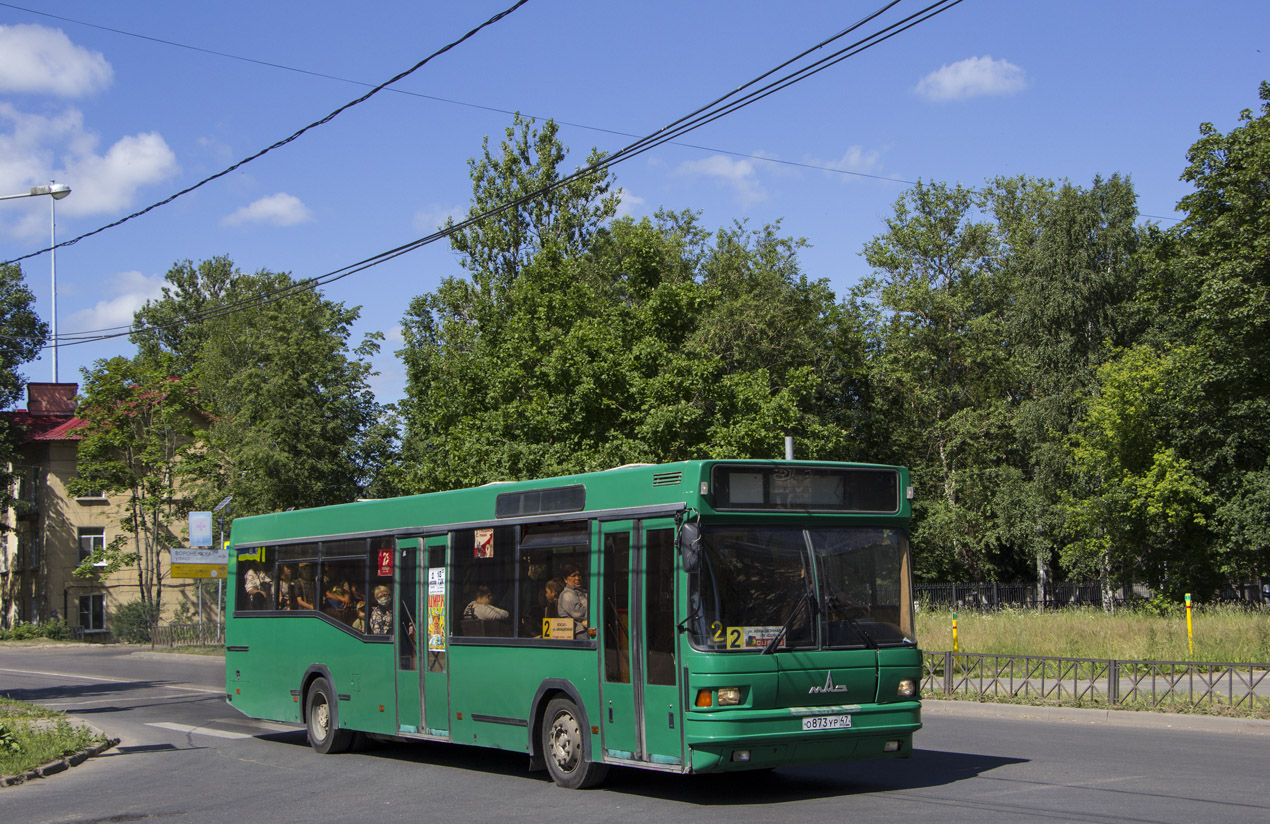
[306,678,354,754]
[542,697,609,789]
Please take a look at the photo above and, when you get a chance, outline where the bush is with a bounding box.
[110,600,161,644]
[0,619,72,642]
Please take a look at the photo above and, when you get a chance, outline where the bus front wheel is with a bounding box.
[306,678,354,754]
[542,697,609,789]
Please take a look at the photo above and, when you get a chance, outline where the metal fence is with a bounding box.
[922,650,1270,713]
[915,581,1270,611]
[150,622,224,648]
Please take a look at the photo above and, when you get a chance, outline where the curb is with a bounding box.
[0,724,119,788]
[922,698,1270,735]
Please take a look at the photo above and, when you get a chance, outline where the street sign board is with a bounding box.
[189,511,213,547]
[171,545,228,579]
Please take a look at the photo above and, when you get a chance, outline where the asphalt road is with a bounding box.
[1,644,1268,823]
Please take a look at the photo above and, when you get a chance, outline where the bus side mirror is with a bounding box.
[679,523,701,573]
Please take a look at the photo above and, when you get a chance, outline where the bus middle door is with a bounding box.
[422,536,450,736]
[600,519,684,767]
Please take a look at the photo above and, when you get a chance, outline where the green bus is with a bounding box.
[225,460,921,788]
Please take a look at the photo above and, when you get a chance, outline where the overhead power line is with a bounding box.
[39,0,967,352]
[0,0,533,269]
[0,0,921,192]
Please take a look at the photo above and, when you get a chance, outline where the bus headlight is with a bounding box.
[897,679,916,698]
[716,687,743,706]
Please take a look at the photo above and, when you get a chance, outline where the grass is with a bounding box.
[0,697,109,778]
[147,645,225,657]
[916,604,1270,663]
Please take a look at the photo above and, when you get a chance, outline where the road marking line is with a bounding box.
[212,717,300,733]
[147,722,254,740]
[0,667,224,694]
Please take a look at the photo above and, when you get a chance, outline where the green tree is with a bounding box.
[1146,82,1270,584]
[0,262,48,500]
[856,181,1016,580]
[446,113,620,289]
[133,258,385,516]
[400,117,852,491]
[69,355,206,613]
[1061,345,1216,601]
[0,263,47,622]
[988,174,1146,593]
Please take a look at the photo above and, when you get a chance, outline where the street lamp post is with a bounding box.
[0,183,72,382]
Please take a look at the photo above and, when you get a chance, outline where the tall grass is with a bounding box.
[916,604,1270,663]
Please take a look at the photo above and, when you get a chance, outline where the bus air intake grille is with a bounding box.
[652,472,682,487]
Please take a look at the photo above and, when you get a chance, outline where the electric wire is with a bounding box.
[0,0,533,269]
[33,0,966,351]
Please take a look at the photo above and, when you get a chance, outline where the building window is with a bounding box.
[79,594,105,632]
[78,527,106,564]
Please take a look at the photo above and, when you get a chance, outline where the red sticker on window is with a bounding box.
[378,548,394,577]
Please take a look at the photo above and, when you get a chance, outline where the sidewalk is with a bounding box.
[923,697,1270,736]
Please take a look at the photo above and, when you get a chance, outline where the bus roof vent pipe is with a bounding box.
[785,436,794,461]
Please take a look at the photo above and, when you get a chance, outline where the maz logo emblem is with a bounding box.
[809,672,849,694]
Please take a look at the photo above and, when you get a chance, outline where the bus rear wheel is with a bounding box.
[542,697,608,789]
[306,678,354,754]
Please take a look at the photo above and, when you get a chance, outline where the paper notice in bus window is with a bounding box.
[427,593,446,650]
[377,548,393,577]
[739,626,783,649]
[428,567,445,596]
[545,618,573,639]
[474,529,494,558]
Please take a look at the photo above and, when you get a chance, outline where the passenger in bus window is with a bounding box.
[462,585,509,621]
[324,586,354,624]
[544,578,563,619]
[558,564,589,639]
[521,578,564,636]
[296,563,317,609]
[369,585,393,634]
[244,563,272,610]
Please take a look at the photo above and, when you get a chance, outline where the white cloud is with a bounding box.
[222,193,314,227]
[0,104,179,239]
[813,145,884,181]
[65,270,166,334]
[675,154,766,206]
[412,203,467,234]
[615,187,644,218]
[915,56,1027,101]
[0,24,113,97]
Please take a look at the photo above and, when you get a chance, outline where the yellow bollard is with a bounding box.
[952,612,959,653]
[1185,593,1193,657]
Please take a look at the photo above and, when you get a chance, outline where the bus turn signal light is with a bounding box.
[695,689,713,708]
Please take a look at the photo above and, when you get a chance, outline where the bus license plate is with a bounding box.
[802,714,851,731]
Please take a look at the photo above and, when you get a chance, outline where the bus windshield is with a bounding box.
[687,525,915,652]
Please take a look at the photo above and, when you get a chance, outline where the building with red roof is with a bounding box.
[2,383,203,635]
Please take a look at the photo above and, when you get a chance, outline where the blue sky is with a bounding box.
[1,0,1267,407]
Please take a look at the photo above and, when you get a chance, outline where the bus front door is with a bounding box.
[422,536,450,736]
[600,519,684,766]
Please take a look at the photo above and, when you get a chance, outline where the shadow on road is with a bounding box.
[257,731,1026,802]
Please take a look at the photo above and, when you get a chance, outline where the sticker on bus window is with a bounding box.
[474,529,494,558]
[427,567,445,595]
[427,593,446,650]
[377,548,393,577]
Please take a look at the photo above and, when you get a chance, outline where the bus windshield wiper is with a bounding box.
[761,579,819,655]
